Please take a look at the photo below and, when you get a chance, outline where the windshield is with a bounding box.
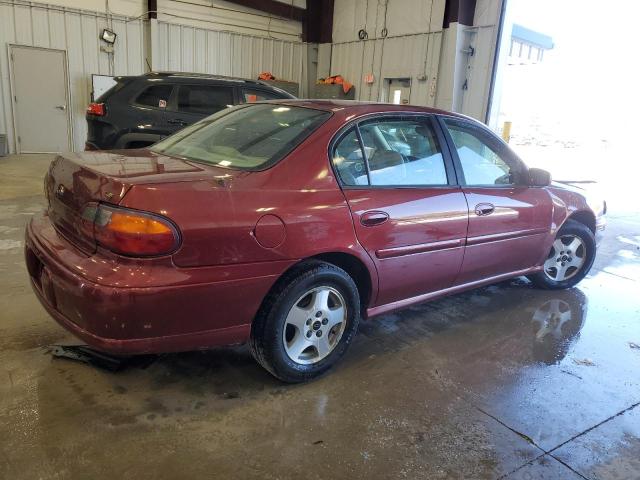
[151,104,331,170]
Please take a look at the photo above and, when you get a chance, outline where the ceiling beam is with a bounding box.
[443,0,477,27]
[305,0,334,43]
[223,0,306,22]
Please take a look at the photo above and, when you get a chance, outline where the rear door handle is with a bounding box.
[474,203,495,216]
[361,211,389,227]
[168,118,188,126]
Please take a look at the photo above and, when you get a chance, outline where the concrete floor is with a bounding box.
[1,153,639,480]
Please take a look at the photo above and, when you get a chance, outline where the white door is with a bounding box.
[387,78,411,105]
[10,45,72,153]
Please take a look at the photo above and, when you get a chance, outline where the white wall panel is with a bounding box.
[332,0,444,43]
[329,32,441,107]
[329,0,444,107]
[158,0,302,41]
[156,20,306,96]
[0,0,145,153]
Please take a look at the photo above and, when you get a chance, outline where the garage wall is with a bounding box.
[155,21,307,95]
[326,0,445,106]
[157,0,304,41]
[0,0,146,153]
[0,0,307,154]
[323,0,505,122]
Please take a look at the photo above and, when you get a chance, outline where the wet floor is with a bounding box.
[1,154,639,479]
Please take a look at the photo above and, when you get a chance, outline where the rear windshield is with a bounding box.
[151,104,331,170]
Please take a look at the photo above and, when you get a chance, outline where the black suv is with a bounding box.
[85,72,296,150]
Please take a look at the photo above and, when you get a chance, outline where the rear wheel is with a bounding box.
[528,219,596,289]
[250,261,360,383]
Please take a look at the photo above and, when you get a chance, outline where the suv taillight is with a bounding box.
[84,204,181,256]
[87,102,105,116]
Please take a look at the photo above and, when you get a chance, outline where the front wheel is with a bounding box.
[528,219,596,289]
[250,261,361,383]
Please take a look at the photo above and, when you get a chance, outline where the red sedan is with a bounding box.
[25,101,606,382]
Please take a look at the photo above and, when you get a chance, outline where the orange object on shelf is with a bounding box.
[258,72,276,80]
[317,75,353,94]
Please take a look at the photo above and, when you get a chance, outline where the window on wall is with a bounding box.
[331,118,449,187]
[443,118,525,186]
[177,85,234,115]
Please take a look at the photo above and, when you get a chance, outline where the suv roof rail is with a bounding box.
[144,71,267,85]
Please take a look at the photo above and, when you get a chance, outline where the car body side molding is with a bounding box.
[376,238,465,259]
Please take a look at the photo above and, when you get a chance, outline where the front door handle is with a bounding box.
[168,118,188,126]
[361,211,389,227]
[55,105,66,110]
[474,203,495,216]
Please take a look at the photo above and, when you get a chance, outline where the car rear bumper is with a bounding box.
[25,212,293,355]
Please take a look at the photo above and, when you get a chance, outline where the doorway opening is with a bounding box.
[9,45,72,153]
[383,78,411,105]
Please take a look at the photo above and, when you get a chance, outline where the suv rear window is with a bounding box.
[151,104,330,170]
[178,85,234,114]
[135,85,172,108]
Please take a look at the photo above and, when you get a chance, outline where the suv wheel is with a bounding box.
[250,261,360,383]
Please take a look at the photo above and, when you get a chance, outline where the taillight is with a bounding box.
[87,102,105,116]
[92,205,180,256]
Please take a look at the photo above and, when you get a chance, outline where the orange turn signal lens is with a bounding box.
[107,212,174,235]
[94,205,180,256]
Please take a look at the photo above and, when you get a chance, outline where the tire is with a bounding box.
[528,219,596,290]
[250,261,361,383]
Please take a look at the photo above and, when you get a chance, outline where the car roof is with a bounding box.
[265,99,471,122]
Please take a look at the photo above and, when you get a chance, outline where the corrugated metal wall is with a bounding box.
[0,0,145,153]
[155,21,307,96]
[158,0,303,41]
[328,0,444,107]
[330,33,442,106]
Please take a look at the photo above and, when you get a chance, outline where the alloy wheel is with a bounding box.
[543,235,586,282]
[282,286,347,365]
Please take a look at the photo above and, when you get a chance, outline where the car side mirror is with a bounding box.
[528,168,551,187]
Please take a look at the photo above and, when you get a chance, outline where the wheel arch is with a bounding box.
[565,210,596,234]
[309,251,374,314]
[256,250,377,324]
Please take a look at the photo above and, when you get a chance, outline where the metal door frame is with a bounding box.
[382,77,412,104]
[8,44,73,153]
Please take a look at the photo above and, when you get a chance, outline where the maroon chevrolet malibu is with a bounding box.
[25,100,606,382]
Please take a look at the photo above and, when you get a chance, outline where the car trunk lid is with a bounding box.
[45,149,224,254]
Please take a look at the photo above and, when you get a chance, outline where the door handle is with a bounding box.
[168,118,188,126]
[361,211,389,227]
[55,105,66,110]
[474,203,495,216]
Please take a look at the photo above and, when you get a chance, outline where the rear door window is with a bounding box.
[134,85,173,108]
[177,85,234,115]
[357,118,448,186]
[332,129,368,186]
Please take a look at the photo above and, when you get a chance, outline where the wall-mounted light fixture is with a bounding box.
[101,29,117,44]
